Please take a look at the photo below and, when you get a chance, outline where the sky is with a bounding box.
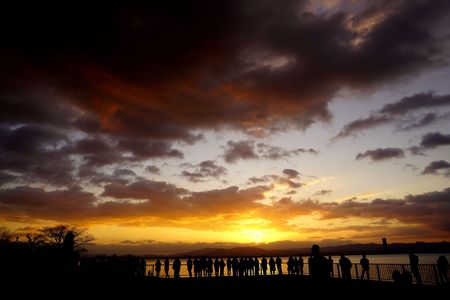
[1,0,450,254]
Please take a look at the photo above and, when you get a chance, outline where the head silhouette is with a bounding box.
[311,244,320,256]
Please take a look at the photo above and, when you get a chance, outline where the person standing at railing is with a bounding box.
[207,257,213,277]
[276,256,283,275]
[187,257,193,278]
[173,257,181,279]
[155,259,162,278]
[214,258,220,277]
[299,256,304,275]
[327,256,334,278]
[339,254,352,280]
[254,257,260,276]
[269,257,276,275]
[294,257,299,275]
[287,256,294,275]
[220,258,225,276]
[409,253,422,284]
[201,257,207,277]
[193,258,199,277]
[164,257,170,278]
[261,256,268,275]
[226,257,232,276]
[437,255,448,284]
[309,244,331,281]
[231,257,238,276]
[360,254,370,280]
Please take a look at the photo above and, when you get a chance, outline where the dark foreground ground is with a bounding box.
[4,274,448,299]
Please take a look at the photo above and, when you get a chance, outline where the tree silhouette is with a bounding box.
[26,232,45,250]
[39,225,95,252]
[0,225,11,243]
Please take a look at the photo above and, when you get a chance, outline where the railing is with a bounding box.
[142,262,449,285]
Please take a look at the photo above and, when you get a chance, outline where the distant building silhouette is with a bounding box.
[382,238,388,252]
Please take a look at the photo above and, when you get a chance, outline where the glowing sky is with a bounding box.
[1,0,450,254]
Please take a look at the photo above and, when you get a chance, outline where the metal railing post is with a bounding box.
[376,264,381,281]
[432,265,440,286]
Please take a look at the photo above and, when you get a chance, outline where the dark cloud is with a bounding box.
[403,163,419,172]
[397,113,440,131]
[248,171,302,189]
[257,143,318,160]
[1,180,449,235]
[334,115,390,139]
[145,165,161,175]
[0,186,97,221]
[407,132,450,156]
[313,189,333,196]
[420,132,450,149]
[2,0,449,143]
[356,148,405,161]
[421,160,450,176]
[0,172,17,186]
[112,169,136,178]
[117,139,183,160]
[0,181,269,225]
[282,169,300,178]
[223,140,259,163]
[408,146,426,156]
[101,180,187,200]
[320,188,450,232]
[0,125,75,186]
[380,93,450,115]
[336,93,450,139]
[180,160,227,183]
[223,140,317,163]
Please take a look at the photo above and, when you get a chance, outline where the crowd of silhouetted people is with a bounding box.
[152,256,304,278]
[144,245,449,286]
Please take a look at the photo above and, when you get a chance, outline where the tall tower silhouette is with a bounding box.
[382,238,388,252]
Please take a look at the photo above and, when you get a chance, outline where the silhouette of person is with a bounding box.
[220,258,225,276]
[308,256,312,274]
[328,256,334,278]
[299,256,304,275]
[409,253,422,284]
[155,259,162,277]
[276,256,283,275]
[261,256,268,275]
[201,257,207,277]
[226,257,232,276]
[269,257,276,275]
[309,244,331,281]
[187,257,193,278]
[139,258,147,276]
[360,254,370,280]
[437,255,448,284]
[232,257,238,276]
[193,258,199,277]
[164,257,170,278]
[254,257,260,276]
[172,257,181,279]
[402,269,413,287]
[339,254,352,280]
[207,257,213,277]
[287,256,294,275]
[214,258,220,277]
[392,269,402,284]
[293,257,299,275]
